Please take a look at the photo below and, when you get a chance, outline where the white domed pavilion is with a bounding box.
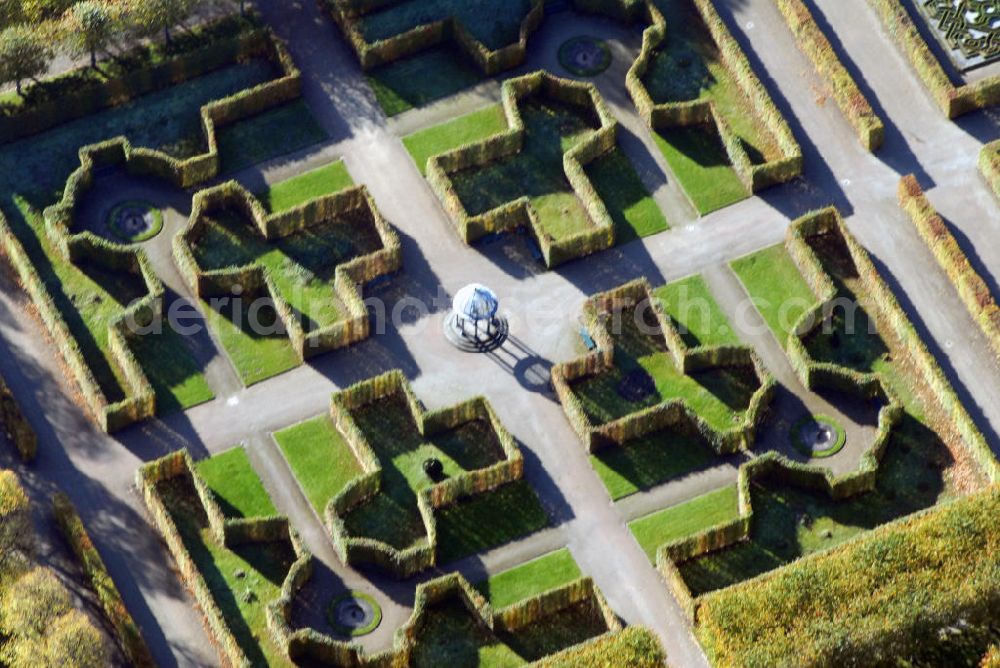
[443,283,509,352]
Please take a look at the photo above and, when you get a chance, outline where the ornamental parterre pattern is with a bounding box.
[918,0,1000,69]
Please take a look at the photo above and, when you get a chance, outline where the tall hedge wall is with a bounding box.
[898,174,1000,361]
[551,277,775,455]
[324,370,524,578]
[426,71,618,268]
[0,372,36,461]
[52,493,155,667]
[773,0,884,150]
[175,181,401,362]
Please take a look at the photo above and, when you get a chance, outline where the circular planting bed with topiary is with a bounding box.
[791,414,846,459]
[107,200,163,243]
[558,36,612,77]
[328,591,382,637]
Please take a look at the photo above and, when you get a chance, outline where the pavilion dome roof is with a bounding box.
[452,283,499,321]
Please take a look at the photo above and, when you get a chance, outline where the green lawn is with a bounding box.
[196,447,277,519]
[274,415,363,515]
[201,291,300,386]
[628,485,740,561]
[403,104,508,175]
[216,99,328,174]
[129,327,214,414]
[591,430,719,500]
[586,149,669,242]
[411,599,525,668]
[359,0,533,51]
[256,161,353,213]
[730,244,816,347]
[653,126,747,215]
[158,476,294,667]
[190,202,385,386]
[653,274,740,348]
[367,47,485,117]
[474,549,581,609]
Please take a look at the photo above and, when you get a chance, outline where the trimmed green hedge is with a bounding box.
[774,0,884,150]
[867,0,1000,118]
[52,492,155,667]
[551,277,776,455]
[0,25,302,433]
[324,0,544,76]
[899,174,1000,361]
[325,369,525,578]
[625,0,802,193]
[175,181,401,363]
[696,486,1000,665]
[426,70,618,268]
[0,372,36,461]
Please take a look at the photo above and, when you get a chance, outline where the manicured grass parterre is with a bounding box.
[652,126,747,214]
[191,202,385,385]
[256,161,353,213]
[628,485,740,561]
[571,308,760,430]
[675,219,988,595]
[200,289,301,387]
[409,593,612,667]
[404,104,508,176]
[591,429,719,500]
[342,391,543,553]
[653,274,740,348]
[195,447,277,519]
[731,243,817,345]
[367,47,485,117]
[586,149,669,241]
[474,549,582,609]
[273,415,364,515]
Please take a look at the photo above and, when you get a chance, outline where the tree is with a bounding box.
[64,1,116,67]
[128,0,198,45]
[0,24,52,95]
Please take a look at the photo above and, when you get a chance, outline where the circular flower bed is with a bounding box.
[558,36,612,77]
[328,591,382,637]
[107,200,163,243]
[791,414,846,458]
